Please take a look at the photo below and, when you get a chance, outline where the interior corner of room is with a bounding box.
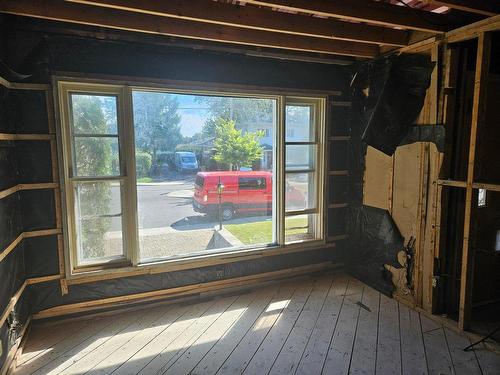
[1,1,500,374]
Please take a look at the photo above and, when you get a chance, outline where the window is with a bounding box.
[59,82,325,272]
[284,102,322,243]
[239,177,266,190]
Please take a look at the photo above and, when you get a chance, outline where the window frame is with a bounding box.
[57,79,326,277]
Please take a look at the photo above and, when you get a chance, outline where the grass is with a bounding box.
[137,177,154,183]
[225,217,308,245]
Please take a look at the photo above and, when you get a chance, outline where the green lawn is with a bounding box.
[225,217,308,245]
[137,177,154,183]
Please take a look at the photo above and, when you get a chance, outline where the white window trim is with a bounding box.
[56,79,327,278]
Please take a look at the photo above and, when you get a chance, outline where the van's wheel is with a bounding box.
[222,205,234,221]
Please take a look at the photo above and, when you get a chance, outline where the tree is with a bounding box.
[213,118,264,170]
[72,95,113,260]
[197,96,274,135]
[133,92,182,173]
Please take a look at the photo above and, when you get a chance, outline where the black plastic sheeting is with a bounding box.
[29,248,341,314]
[400,124,446,152]
[24,236,59,279]
[16,141,53,184]
[0,87,48,134]
[0,193,23,251]
[348,206,404,296]
[0,141,18,191]
[355,54,435,156]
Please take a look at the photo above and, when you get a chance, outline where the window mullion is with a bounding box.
[122,85,140,266]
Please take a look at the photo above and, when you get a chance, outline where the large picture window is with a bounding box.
[58,82,325,272]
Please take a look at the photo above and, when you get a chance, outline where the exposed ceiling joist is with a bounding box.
[242,0,462,33]
[67,0,408,47]
[0,0,379,58]
[425,1,500,17]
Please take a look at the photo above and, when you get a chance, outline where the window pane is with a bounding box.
[74,181,124,264]
[285,172,315,211]
[132,91,277,261]
[285,105,314,142]
[71,94,118,134]
[74,136,120,177]
[285,214,320,243]
[286,144,316,171]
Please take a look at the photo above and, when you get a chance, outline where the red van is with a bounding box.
[193,171,305,220]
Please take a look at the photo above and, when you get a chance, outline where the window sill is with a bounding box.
[66,240,332,286]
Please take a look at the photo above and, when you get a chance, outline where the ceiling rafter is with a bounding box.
[241,0,470,33]
[67,0,409,47]
[0,0,379,58]
[425,1,500,17]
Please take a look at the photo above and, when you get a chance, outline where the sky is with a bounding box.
[171,94,210,137]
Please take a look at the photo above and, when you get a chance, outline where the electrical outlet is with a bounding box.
[216,269,224,279]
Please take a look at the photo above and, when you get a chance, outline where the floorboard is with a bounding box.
[13,273,500,375]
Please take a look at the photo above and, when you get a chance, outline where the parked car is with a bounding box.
[174,151,199,173]
[192,171,305,220]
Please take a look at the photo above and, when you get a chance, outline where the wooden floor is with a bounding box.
[13,272,500,375]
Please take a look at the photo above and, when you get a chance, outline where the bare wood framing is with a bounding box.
[243,0,451,33]
[458,31,491,330]
[25,274,62,285]
[0,76,50,91]
[0,183,59,200]
[0,282,27,329]
[427,1,500,17]
[34,262,337,319]
[0,228,63,263]
[437,179,467,188]
[0,133,55,141]
[70,0,408,46]
[0,0,378,58]
[445,13,500,43]
[472,182,500,192]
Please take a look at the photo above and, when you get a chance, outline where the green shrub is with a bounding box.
[136,150,152,177]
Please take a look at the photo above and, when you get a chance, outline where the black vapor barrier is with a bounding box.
[29,248,341,314]
[347,206,404,296]
[353,54,435,156]
[345,54,435,295]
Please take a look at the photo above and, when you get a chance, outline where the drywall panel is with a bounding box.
[363,146,393,211]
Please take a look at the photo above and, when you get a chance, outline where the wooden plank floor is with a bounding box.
[13,273,500,375]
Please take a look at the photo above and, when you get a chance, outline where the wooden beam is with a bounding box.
[458,32,491,331]
[426,1,500,17]
[69,0,408,46]
[0,0,378,58]
[242,0,457,33]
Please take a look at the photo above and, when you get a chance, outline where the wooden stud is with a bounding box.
[0,233,24,263]
[0,133,55,141]
[0,183,60,200]
[0,282,27,329]
[437,179,467,188]
[458,32,491,331]
[26,274,61,285]
[471,182,500,192]
[0,0,379,58]
[71,0,409,47]
[445,13,500,43]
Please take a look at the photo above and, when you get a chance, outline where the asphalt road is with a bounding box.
[108,178,201,230]
[109,177,272,231]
